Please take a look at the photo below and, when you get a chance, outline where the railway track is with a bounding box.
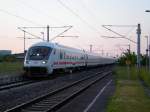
[0,80,37,91]
[4,70,112,112]
[0,67,107,92]
[0,73,61,91]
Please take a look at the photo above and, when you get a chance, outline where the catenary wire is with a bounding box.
[0,8,42,26]
[57,0,101,35]
[15,0,81,39]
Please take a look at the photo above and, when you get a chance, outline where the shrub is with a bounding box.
[3,55,16,62]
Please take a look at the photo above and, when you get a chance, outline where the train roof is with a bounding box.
[31,42,84,53]
[29,42,116,59]
[31,42,55,48]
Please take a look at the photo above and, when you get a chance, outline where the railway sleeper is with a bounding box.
[23,106,54,112]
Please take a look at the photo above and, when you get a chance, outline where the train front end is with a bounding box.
[24,45,53,77]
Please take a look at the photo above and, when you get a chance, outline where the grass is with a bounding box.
[114,66,138,80]
[107,66,150,112]
[139,68,150,87]
[0,62,23,75]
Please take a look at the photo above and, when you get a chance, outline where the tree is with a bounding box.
[118,50,136,65]
[118,50,147,66]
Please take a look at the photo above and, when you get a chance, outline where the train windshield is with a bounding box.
[26,46,52,60]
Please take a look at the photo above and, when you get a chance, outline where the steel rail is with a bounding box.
[0,80,36,91]
[5,70,111,112]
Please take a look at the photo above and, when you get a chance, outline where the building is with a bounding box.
[0,50,11,56]
[13,52,26,61]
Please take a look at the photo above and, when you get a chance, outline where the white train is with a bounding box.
[24,42,115,76]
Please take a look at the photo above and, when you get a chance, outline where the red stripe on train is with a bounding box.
[53,61,84,65]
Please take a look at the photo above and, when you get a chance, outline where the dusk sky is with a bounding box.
[0,0,150,57]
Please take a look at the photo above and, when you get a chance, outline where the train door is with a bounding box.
[49,48,56,70]
[59,49,66,69]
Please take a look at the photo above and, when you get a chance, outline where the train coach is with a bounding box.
[23,42,115,77]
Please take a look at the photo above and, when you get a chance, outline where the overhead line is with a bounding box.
[102,25,125,37]
[103,25,137,27]
[16,0,81,38]
[124,27,136,37]
[18,27,43,40]
[80,0,99,23]
[0,8,42,26]
[80,0,95,16]
[15,0,65,25]
[102,25,137,44]
[101,35,137,44]
[57,0,101,35]
[50,26,73,41]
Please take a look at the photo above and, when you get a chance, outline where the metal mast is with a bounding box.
[137,24,141,69]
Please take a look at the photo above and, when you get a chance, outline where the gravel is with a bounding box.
[0,67,105,112]
[0,73,25,86]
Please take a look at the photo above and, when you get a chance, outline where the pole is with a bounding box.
[127,44,130,53]
[90,45,92,52]
[137,24,141,69]
[47,25,49,42]
[146,48,148,70]
[23,30,25,53]
[149,36,150,71]
[145,36,149,70]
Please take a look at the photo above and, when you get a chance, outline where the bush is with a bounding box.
[139,68,150,87]
[3,55,16,62]
[0,56,3,62]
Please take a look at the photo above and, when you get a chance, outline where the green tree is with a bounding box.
[118,50,146,66]
[118,50,136,65]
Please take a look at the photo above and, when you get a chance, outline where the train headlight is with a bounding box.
[42,60,47,64]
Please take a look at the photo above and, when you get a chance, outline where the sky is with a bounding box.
[0,0,150,57]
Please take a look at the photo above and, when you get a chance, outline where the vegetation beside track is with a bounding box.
[0,62,23,75]
[139,68,150,87]
[107,66,150,112]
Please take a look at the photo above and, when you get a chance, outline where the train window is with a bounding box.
[64,52,66,59]
[26,46,52,60]
[60,52,63,59]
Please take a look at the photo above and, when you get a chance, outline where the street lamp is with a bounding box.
[145,10,150,71]
[145,10,150,12]
[145,36,149,70]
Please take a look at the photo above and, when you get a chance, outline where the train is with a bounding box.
[23,42,116,77]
